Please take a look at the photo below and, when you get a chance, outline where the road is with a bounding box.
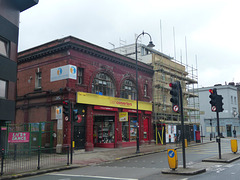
[20,138,239,180]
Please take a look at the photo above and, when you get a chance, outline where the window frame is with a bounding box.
[77,67,84,85]
[0,37,10,58]
[144,84,148,97]
[92,73,115,97]
[35,71,42,90]
[0,79,7,99]
[120,79,137,100]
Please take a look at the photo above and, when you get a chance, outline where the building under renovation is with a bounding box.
[113,43,199,143]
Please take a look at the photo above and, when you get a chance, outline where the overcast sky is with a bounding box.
[18,0,240,88]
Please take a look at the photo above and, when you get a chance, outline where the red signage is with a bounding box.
[77,115,83,123]
[8,132,30,143]
[145,111,152,115]
[122,109,141,113]
[94,106,118,111]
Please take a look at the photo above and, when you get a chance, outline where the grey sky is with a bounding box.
[18,0,240,87]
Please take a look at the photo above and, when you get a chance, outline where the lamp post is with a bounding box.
[135,31,155,153]
[210,119,212,141]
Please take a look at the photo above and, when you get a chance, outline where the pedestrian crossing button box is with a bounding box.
[167,149,178,170]
[231,139,238,154]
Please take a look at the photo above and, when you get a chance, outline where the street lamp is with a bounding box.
[210,119,212,141]
[135,31,155,153]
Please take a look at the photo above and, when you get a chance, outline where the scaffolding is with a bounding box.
[113,43,200,126]
[151,50,199,124]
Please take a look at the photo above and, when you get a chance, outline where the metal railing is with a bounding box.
[0,146,70,176]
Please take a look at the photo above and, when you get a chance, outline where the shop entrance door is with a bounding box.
[74,126,85,149]
[227,125,232,137]
[143,118,149,141]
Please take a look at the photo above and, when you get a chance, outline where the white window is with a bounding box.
[234,97,237,105]
[0,79,7,98]
[77,68,83,84]
[35,71,42,89]
[0,38,9,57]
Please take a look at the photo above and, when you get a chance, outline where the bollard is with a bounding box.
[231,139,238,154]
[37,146,40,170]
[185,139,188,148]
[167,149,178,170]
[67,145,70,166]
[1,149,4,176]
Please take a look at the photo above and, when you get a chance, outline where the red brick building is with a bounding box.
[17,36,154,151]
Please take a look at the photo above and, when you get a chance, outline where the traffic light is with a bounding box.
[169,82,180,112]
[209,88,217,112]
[73,109,79,121]
[63,100,70,117]
[216,95,224,112]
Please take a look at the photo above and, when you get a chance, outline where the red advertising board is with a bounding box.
[8,132,30,143]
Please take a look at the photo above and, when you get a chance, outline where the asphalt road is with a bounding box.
[20,138,239,180]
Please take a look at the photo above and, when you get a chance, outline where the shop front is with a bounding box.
[76,92,152,150]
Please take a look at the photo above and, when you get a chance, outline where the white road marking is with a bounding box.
[49,173,138,180]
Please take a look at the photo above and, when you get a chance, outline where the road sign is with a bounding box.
[168,150,175,158]
[173,105,179,112]
[211,106,216,112]
[65,116,69,121]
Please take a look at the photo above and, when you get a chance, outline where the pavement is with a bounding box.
[1,138,238,179]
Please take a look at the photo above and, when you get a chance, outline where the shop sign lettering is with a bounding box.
[8,132,30,143]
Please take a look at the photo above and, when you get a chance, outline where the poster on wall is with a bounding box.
[56,106,63,130]
[8,132,30,143]
[166,125,177,143]
[119,112,128,122]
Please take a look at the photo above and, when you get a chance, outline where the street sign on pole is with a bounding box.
[211,106,216,112]
[173,105,179,112]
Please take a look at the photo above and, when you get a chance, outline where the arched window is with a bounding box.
[92,73,115,97]
[120,79,136,100]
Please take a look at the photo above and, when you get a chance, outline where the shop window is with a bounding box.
[120,79,136,100]
[0,37,9,57]
[0,79,7,98]
[35,71,42,89]
[92,73,115,97]
[122,116,137,142]
[94,116,115,143]
[77,68,83,84]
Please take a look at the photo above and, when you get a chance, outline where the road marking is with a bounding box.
[49,173,138,180]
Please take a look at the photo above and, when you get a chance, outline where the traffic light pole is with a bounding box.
[216,111,221,159]
[70,102,73,164]
[179,82,186,168]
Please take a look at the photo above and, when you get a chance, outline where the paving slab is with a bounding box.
[202,153,240,163]
[161,167,206,175]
